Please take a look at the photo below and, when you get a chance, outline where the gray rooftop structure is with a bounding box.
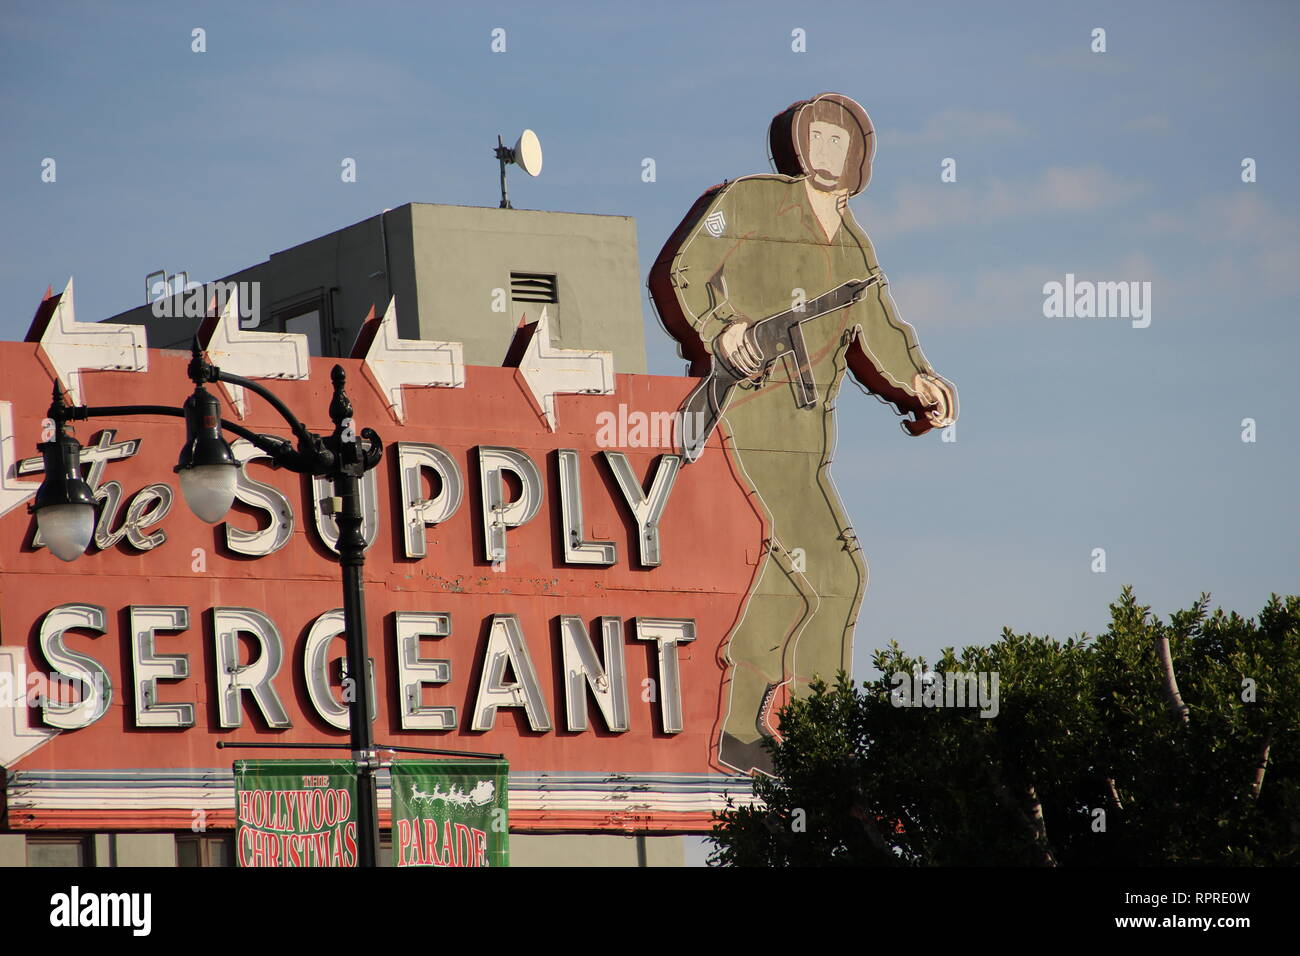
[108,203,648,374]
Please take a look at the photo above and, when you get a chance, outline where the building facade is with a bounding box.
[2,93,954,865]
[1,203,738,867]
[119,203,648,372]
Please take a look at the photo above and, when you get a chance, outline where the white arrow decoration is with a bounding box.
[28,278,147,406]
[200,291,310,419]
[508,307,615,431]
[0,648,59,768]
[0,401,42,519]
[353,297,464,423]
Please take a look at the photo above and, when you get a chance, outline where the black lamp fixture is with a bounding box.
[32,409,97,561]
[32,348,243,557]
[174,381,238,522]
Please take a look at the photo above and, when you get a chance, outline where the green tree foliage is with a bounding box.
[708,588,1300,866]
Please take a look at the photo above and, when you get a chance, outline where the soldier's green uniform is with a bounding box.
[660,173,940,771]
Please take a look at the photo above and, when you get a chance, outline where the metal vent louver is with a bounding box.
[511,272,558,303]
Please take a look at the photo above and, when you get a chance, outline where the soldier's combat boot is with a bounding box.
[718,732,776,777]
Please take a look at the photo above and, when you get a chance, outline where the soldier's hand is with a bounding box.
[717,322,764,378]
[913,372,957,428]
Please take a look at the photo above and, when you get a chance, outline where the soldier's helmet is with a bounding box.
[769,92,876,196]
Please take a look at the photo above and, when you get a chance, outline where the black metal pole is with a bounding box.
[219,741,505,759]
[218,741,352,750]
[376,744,506,759]
[324,363,385,869]
[336,471,379,868]
[496,135,512,209]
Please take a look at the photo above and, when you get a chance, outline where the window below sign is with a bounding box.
[271,291,330,356]
[177,834,234,867]
[284,310,323,355]
[27,835,92,867]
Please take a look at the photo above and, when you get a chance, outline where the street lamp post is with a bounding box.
[31,340,385,867]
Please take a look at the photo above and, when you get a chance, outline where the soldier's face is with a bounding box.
[807,121,850,191]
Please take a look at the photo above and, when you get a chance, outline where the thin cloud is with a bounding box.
[887,264,1057,328]
[1141,192,1300,296]
[1123,114,1172,132]
[886,108,1027,145]
[1027,46,1131,74]
[889,253,1168,329]
[858,165,1145,236]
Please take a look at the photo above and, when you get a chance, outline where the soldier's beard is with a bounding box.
[809,168,844,192]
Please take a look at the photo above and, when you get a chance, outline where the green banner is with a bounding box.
[234,759,358,867]
[391,760,509,867]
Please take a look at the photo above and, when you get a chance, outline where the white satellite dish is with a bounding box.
[513,129,543,177]
[494,129,544,208]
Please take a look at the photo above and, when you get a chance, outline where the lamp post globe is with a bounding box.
[175,386,238,523]
[33,432,97,561]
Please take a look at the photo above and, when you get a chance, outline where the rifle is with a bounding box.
[678,276,881,462]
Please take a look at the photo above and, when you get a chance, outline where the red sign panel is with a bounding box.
[0,330,762,832]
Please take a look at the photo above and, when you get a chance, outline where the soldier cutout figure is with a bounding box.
[649,92,958,775]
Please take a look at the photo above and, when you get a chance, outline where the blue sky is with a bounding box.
[3,0,1296,662]
[3,1,1298,861]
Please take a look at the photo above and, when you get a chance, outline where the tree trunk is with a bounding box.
[1105,776,1124,811]
[1252,732,1273,800]
[1025,784,1058,867]
[994,780,1058,866]
[1155,631,1190,724]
